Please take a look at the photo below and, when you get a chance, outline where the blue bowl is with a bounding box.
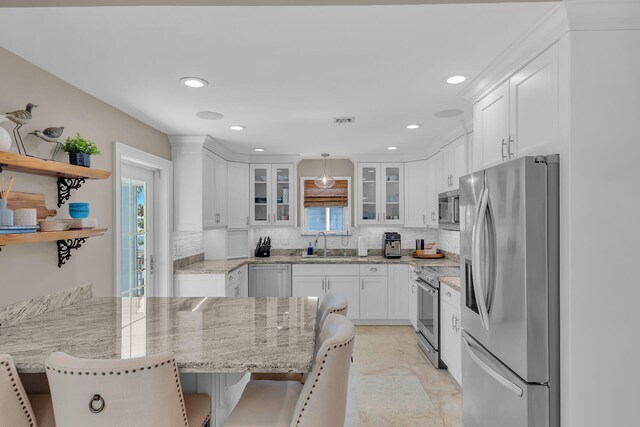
[69,202,90,219]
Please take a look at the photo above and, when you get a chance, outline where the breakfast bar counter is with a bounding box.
[0,296,317,374]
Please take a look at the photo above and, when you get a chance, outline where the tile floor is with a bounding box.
[346,325,462,427]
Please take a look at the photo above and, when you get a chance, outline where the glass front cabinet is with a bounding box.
[357,163,404,225]
[250,164,295,226]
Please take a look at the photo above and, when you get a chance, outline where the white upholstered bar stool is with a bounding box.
[1,354,55,427]
[225,313,356,427]
[250,293,349,383]
[44,352,211,427]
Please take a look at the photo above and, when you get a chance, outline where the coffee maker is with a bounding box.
[383,232,402,258]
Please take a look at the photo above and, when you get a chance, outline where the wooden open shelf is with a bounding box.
[0,228,107,246]
[0,151,111,180]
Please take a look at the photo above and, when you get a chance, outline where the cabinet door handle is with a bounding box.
[322,279,325,291]
[361,279,364,290]
[508,136,515,158]
[501,138,507,161]
[431,212,436,221]
[229,275,234,282]
[452,315,456,330]
[235,286,240,297]
[370,267,378,272]
[446,291,452,297]
[327,280,331,291]
[423,214,426,225]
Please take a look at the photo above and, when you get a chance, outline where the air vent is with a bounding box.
[334,117,356,125]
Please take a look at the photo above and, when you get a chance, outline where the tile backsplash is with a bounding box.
[173,231,204,260]
[251,226,460,255]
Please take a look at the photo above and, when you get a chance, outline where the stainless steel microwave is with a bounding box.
[438,190,460,230]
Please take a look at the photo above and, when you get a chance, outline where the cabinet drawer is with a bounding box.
[292,264,359,276]
[359,264,388,276]
[440,282,460,308]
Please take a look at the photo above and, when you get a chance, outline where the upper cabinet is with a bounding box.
[203,148,228,229]
[172,140,229,232]
[250,164,295,226]
[404,159,437,228]
[227,162,250,229]
[473,43,559,172]
[437,134,468,194]
[357,163,404,226]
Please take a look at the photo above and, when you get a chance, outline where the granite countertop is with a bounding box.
[1,297,317,374]
[439,276,461,292]
[176,255,460,274]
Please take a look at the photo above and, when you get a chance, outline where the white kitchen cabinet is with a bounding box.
[409,277,418,330]
[387,265,409,320]
[203,149,228,229]
[250,164,295,226]
[225,265,248,297]
[359,276,388,319]
[404,160,429,228]
[440,283,462,385]
[325,276,360,320]
[174,274,226,297]
[437,135,467,193]
[473,43,559,172]
[357,163,404,225]
[227,162,250,229]
[292,276,326,298]
[425,156,438,227]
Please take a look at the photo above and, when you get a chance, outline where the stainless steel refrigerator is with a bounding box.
[460,155,559,427]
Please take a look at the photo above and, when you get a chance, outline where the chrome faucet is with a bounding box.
[315,232,328,257]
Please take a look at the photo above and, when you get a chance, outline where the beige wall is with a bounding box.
[0,47,170,306]
[296,158,354,226]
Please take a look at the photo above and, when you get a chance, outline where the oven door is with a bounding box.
[417,278,439,349]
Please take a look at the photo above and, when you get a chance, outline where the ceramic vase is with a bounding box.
[0,199,14,226]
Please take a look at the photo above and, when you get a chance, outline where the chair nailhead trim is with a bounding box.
[1,360,35,427]
[295,336,355,425]
[45,358,190,426]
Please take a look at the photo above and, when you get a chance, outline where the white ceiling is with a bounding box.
[0,4,555,156]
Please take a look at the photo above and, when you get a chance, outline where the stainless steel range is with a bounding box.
[414,265,460,368]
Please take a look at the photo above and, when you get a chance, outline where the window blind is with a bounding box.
[304,179,348,207]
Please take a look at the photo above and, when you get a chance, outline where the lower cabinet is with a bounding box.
[360,276,388,319]
[440,282,462,385]
[387,265,409,320]
[409,268,419,330]
[175,265,248,297]
[292,275,359,320]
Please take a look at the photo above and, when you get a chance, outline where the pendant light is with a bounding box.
[314,153,336,189]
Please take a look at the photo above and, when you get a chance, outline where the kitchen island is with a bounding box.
[0,296,317,426]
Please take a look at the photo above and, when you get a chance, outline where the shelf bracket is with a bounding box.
[57,178,86,207]
[57,238,86,268]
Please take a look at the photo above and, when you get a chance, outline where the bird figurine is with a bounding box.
[5,103,38,156]
[29,127,64,160]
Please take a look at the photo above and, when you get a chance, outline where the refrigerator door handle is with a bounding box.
[462,336,523,397]
[472,187,491,330]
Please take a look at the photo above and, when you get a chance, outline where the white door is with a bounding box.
[381,163,403,225]
[440,300,456,368]
[509,43,559,159]
[292,276,326,298]
[360,276,388,319]
[326,276,360,320]
[435,150,449,194]
[121,163,157,298]
[358,163,380,224]
[473,81,510,171]
[404,160,428,228]
[387,265,409,320]
[227,162,250,229]
[451,135,467,190]
[409,280,418,329]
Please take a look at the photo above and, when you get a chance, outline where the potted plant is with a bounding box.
[60,133,101,167]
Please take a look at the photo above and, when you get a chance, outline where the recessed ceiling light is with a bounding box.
[406,124,421,130]
[230,125,246,131]
[195,111,224,120]
[387,146,398,150]
[253,148,265,152]
[180,77,208,88]
[446,75,466,84]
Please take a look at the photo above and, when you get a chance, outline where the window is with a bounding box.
[300,177,351,234]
